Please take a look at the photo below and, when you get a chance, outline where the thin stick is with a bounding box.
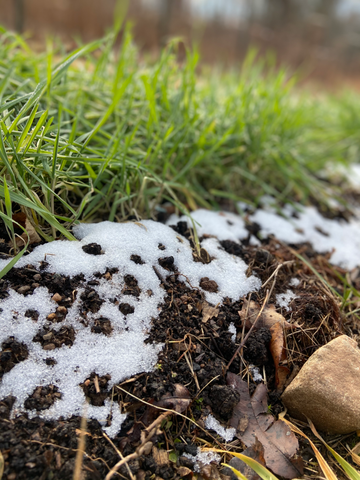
[73,407,88,480]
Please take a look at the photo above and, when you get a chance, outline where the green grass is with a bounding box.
[0,22,357,251]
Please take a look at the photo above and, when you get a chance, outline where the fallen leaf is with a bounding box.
[228,372,303,479]
[202,301,219,323]
[239,300,293,330]
[12,214,41,246]
[269,322,290,391]
[176,466,192,477]
[226,439,266,480]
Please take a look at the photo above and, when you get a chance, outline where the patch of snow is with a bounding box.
[205,414,236,442]
[228,323,237,342]
[167,208,249,243]
[249,203,360,270]
[0,219,261,436]
[183,448,221,472]
[249,364,263,383]
[276,289,297,311]
[289,277,300,287]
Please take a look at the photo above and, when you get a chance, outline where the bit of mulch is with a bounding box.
[1,224,360,480]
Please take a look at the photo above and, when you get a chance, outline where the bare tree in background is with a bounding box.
[14,0,24,32]
[158,0,184,45]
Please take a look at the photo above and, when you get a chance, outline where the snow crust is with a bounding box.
[205,414,236,442]
[0,219,261,436]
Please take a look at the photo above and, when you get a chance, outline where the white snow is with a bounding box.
[183,448,221,472]
[228,322,237,342]
[276,289,298,311]
[205,414,236,442]
[249,364,263,383]
[0,219,261,436]
[167,208,249,242]
[289,277,300,287]
[249,203,360,270]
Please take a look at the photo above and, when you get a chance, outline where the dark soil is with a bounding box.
[0,221,359,480]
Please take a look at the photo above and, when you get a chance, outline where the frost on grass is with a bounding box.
[249,202,360,270]
[276,289,298,311]
[0,220,260,437]
[205,414,236,442]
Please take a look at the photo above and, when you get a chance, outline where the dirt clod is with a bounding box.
[119,303,135,315]
[209,384,241,420]
[0,338,29,381]
[24,385,62,411]
[199,277,218,292]
[82,243,103,255]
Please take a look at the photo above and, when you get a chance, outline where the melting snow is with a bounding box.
[289,277,300,287]
[276,289,297,311]
[249,364,263,383]
[249,203,360,270]
[167,209,249,242]
[205,414,236,442]
[2,199,359,437]
[183,448,221,472]
[0,219,261,436]
[228,322,237,342]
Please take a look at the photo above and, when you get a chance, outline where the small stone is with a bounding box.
[56,306,67,315]
[43,332,53,341]
[31,283,40,288]
[282,335,360,434]
[43,343,56,351]
[47,313,57,321]
[17,285,30,295]
[52,293,62,303]
[33,274,41,281]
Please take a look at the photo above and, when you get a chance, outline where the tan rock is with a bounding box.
[282,335,360,434]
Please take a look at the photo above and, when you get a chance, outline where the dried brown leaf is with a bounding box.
[226,439,266,480]
[157,383,191,413]
[14,218,41,246]
[227,372,303,479]
[239,300,293,330]
[202,301,219,323]
[269,322,290,391]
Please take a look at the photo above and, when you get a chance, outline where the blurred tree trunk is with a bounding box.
[14,0,24,32]
[158,0,184,46]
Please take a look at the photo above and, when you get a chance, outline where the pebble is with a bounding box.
[43,343,56,351]
[52,293,62,303]
[17,285,30,294]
